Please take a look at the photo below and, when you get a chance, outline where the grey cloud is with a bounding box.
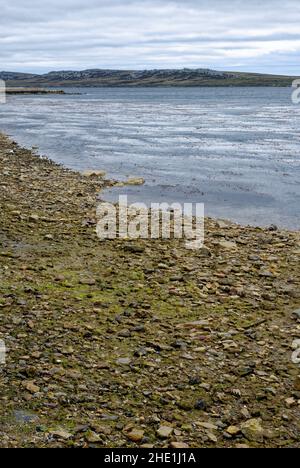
[0,0,300,74]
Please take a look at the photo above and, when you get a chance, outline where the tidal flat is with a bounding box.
[0,133,300,448]
[1,87,299,230]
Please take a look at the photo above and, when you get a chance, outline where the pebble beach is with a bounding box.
[0,132,300,448]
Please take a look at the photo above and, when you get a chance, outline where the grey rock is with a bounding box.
[14,410,39,424]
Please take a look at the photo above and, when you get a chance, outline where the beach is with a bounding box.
[0,132,300,448]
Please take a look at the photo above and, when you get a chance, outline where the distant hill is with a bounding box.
[0,68,296,87]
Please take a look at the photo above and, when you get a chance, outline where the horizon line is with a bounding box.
[0,67,298,77]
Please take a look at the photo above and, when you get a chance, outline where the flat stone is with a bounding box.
[50,430,73,440]
[197,422,218,431]
[124,244,145,254]
[206,432,218,443]
[79,278,96,286]
[127,429,145,442]
[170,442,189,449]
[259,269,274,278]
[241,419,264,442]
[218,240,237,250]
[216,220,232,229]
[116,357,132,366]
[157,426,174,439]
[86,431,102,443]
[61,346,74,355]
[226,426,241,436]
[22,381,40,394]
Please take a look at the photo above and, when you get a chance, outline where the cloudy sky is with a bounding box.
[1,0,300,74]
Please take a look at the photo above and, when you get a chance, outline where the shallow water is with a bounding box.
[0,87,299,229]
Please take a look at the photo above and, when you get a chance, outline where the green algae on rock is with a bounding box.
[0,132,300,448]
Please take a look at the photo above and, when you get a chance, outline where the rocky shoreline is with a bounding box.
[0,132,300,448]
[6,88,65,95]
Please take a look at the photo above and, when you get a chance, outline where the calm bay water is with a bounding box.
[0,87,299,229]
